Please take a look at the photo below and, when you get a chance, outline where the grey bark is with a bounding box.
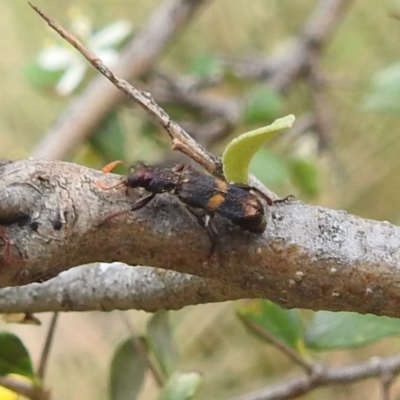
[0,159,399,317]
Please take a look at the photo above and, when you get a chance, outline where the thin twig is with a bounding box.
[381,378,392,400]
[230,354,400,400]
[270,0,354,92]
[239,315,315,374]
[30,0,353,166]
[373,356,395,400]
[120,313,165,387]
[306,49,334,151]
[218,0,353,91]
[37,312,59,380]
[0,376,49,400]
[32,0,209,161]
[30,3,221,175]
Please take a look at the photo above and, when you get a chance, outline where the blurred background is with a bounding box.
[2,0,400,399]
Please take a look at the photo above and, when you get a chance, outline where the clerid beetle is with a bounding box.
[98,161,288,246]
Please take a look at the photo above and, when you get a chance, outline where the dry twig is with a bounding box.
[31,0,352,163]
[0,376,49,400]
[32,0,210,161]
[238,316,315,374]
[230,354,400,400]
[37,313,59,380]
[30,3,220,175]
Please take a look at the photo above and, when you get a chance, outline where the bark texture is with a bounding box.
[1,159,400,317]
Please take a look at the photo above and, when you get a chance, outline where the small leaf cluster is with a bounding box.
[110,311,201,400]
[236,300,400,353]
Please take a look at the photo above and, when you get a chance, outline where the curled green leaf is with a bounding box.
[222,115,295,183]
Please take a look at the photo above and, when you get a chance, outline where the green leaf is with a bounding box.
[236,300,305,353]
[109,337,147,400]
[189,53,222,78]
[289,158,319,197]
[244,87,284,124]
[89,112,125,161]
[147,311,179,378]
[0,332,33,377]
[363,62,400,113]
[222,114,295,183]
[249,148,289,187]
[23,61,64,91]
[157,372,202,400]
[306,311,400,350]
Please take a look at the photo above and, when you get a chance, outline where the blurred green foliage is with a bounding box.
[236,301,400,353]
[109,337,147,400]
[236,300,304,352]
[147,311,180,379]
[306,311,400,350]
[189,53,223,78]
[109,312,202,400]
[289,158,320,198]
[364,62,400,113]
[243,87,284,124]
[0,332,33,378]
[157,372,202,400]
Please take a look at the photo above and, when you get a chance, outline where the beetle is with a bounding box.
[98,161,288,248]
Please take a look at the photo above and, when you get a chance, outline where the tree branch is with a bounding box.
[12,1,398,319]
[0,376,48,400]
[230,354,400,400]
[1,158,400,317]
[0,263,237,313]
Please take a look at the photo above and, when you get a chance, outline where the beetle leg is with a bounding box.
[100,193,156,226]
[234,183,274,205]
[100,209,130,225]
[97,179,127,191]
[273,194,295,204]
[186,208,217,256]
[204,213,218,236]
[205,214,218,256]
[235,184,294,206]
[172,164,185,173]
[131,193,156,211]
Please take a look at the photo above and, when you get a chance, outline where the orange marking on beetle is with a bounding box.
[215,179,228,192]
[206,194,225,211]
[244,198,262,217]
